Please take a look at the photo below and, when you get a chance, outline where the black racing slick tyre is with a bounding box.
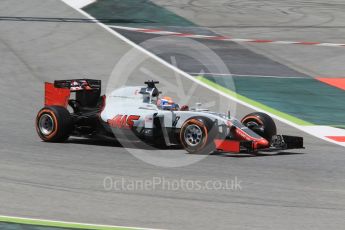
[179,117,217,154]
[241,112,277,141]
[36,106,72,142]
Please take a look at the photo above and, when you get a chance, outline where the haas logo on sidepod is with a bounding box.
[108,115,140,129]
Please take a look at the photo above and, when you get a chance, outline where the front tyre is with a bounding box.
[36,106,72,142]
[180,117,216,154]
[241,112,277,141]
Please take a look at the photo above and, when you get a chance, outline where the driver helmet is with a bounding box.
[158,96,179,110]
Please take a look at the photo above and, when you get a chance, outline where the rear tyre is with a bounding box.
[241,112,277,141]
[180,117,216,154]
[36,106,72,142]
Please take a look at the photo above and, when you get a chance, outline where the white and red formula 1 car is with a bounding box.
[36,79,304,154]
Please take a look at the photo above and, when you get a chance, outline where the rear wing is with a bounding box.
[45,79,101,108]
[54,79,101,91]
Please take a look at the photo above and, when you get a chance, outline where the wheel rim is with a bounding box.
[246,121,264,132]
[184,124,203,147]
[39,114,54,136]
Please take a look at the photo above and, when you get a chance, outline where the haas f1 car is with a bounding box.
[36,79,304,154]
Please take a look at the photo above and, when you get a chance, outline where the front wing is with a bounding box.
[214,135,304,153]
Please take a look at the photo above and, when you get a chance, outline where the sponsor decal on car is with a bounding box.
[107,114,140,129]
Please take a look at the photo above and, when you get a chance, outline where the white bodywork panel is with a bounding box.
[100,86,247,131]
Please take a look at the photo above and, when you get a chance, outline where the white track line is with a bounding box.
[0,215,164,230]
[64,0,95,8]
[61,0,345,148]
[187,72,308,79]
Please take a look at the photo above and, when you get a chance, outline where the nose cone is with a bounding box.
[255,138,270,149]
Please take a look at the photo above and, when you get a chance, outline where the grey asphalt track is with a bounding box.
[114,29,309,78]
[152,0,345,78]
[0,1,345,230]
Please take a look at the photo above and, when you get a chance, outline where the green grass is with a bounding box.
[197,76,313,126]
[0,216,142,230]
